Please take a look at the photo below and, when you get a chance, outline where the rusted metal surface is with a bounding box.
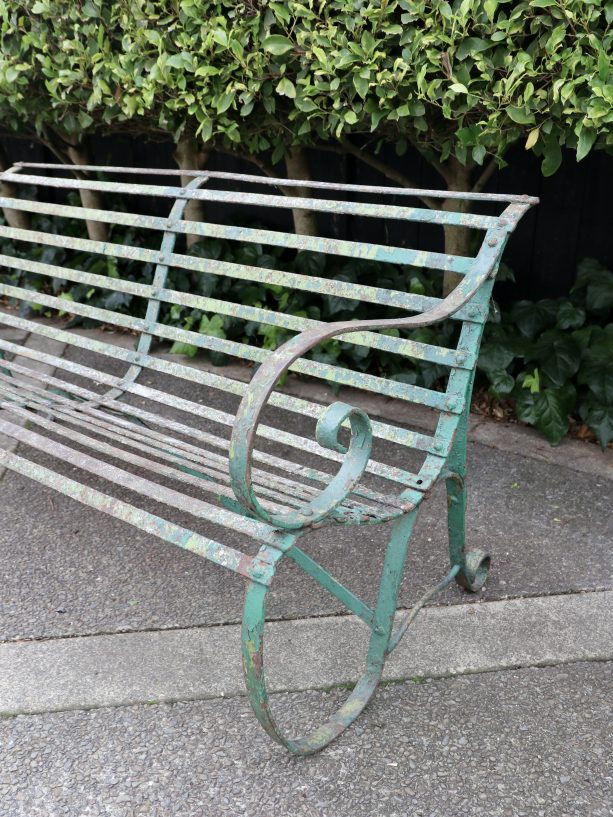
[0,164,536,752]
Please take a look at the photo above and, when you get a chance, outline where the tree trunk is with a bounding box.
[174,135,209,247]
[441,159,473,295]
[0,143,30,230]
[65,138,109,243]
[285,148,318,236]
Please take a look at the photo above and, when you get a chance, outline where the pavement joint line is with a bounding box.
[1,590,611,718]
[2,655,611,724]
[1,585,610,647]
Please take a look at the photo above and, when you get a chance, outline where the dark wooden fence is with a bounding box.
[4,135,611,302]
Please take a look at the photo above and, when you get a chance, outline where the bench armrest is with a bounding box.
[229,219,514,530]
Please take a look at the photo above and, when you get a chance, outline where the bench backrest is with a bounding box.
[0,163,534,498]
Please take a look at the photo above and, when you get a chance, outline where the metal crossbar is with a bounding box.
[0,164,537,753]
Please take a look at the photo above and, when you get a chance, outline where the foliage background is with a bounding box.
[0,0,611,446]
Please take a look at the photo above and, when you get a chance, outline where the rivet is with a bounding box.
[488,237,498,247]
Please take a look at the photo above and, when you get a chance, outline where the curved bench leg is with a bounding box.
[446,410,490,592]
[242,511,418,755]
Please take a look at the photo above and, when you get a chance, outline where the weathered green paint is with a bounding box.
[0,164,537,753]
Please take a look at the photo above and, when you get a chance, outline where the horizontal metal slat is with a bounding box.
[0,391,300,515]
[0,195,473,274]
[0,225,480,326]
[0,444,279,585]
[0,363,405,513]
[0,413,290,546]
[0,285,457,415]
[1,172,500,229]
[0,251,475,365]
[0,336,432,482]
[1,380,394,518]
[12,163,540,204]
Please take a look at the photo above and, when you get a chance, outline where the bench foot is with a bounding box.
[446,470,491,593]
[242,581,383,755]
[242,512,418,754]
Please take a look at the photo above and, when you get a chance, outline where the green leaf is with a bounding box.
[531,330,581,387]
[484,0,498,20]
[510,300,557,339]
[581,400,613,449]
[450,82,468,94]
[477,340,514,372]
[269,2,291,22]
[556,301,585,330]
[577,128,597,162]
[487,368,515,397]
[507,106,535,125]
[262,35,294,56]
[456,38,490,61]
[525,128,540,150]
[515,384,576,445]
[541,138,562,177]
[276,77,296,98]
[572,261,613,313]
[82,0,100,17]
[522,368,540,394]
[578,346,613,405]
[169,342,198,357]
[216,92,234,114]
[353,74,369,99]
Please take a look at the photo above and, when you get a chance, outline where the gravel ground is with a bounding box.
[1,661,611,817]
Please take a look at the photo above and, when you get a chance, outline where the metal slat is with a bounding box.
[0,444,276,585]
[12,163,540,204]
[0,373,397,515]
[0,311,449,448]
[0,172,500,229]
[0,195,473,274]
[0,392,301,515]
[0,226,481,327]
[0,413,293,546]
[0,283,457,412]
[0,251,476,364]
[0,352,413,498]
[0,381,395,519]
[0,339,426,487]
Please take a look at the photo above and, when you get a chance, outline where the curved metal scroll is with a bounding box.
[229,222,512,530]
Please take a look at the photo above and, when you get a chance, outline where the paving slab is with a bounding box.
[1,661,611,817]
[1,591,611,717]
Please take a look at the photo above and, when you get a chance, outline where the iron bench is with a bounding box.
[0,162,536,754]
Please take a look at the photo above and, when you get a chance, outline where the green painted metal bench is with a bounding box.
[0,163,536,753]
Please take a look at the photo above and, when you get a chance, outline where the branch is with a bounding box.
[214,146,296,197]
[331,138,438,209]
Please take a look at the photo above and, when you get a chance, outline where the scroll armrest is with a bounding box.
[229,222,510,530]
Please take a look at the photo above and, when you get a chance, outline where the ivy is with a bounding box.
[479,259,613,448]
